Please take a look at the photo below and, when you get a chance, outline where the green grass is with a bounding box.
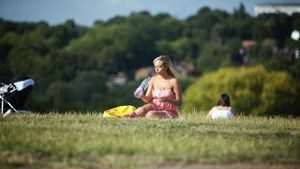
[0,113,299,169]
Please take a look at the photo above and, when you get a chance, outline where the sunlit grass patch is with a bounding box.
[0,113,299,169]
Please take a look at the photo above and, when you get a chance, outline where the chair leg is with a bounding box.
[3,109,12,117]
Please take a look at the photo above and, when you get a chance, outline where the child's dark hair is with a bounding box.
[217,93,230,106]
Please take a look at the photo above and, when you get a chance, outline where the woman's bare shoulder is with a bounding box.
[170,77,180,86]
[170,77,179,82]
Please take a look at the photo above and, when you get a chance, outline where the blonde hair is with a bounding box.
[153,55,177,77]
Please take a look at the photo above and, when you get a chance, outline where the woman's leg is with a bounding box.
[135,104,154,117]
[145,110,170,119]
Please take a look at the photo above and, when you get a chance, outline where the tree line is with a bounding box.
[0,4,299,113]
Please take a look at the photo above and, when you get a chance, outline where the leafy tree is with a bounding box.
[233,3,248,20]
[185,7,228,40]
[0,32,20,82]
[254,13,292,48]
[195,44,229,74]
[170,37,197,61]
[48,19,86,48]
[156,15,183,40]
[45,71,106,112]
[155,40,175,58]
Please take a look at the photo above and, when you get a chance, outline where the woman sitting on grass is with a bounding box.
[207,93,237,119]
[126,55,182,119]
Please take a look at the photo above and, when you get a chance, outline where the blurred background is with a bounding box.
[0,0,299,115]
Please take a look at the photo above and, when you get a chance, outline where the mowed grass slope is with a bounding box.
[0,113,299,169]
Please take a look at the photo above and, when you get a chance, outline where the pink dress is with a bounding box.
[149,89,178,118]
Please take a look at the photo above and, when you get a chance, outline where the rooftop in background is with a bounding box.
[254,3,300,15]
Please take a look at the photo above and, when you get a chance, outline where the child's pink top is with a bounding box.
[149,89,178,118]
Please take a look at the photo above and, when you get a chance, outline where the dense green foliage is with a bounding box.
[1,4,300,113]
[1,113,299,168]
[183,66,300,116]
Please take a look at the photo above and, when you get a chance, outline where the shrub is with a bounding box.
[182,65,300,116]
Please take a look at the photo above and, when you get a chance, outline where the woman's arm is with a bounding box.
[140,77,154,103]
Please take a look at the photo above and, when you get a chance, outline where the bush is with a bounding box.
[182,65,300,116]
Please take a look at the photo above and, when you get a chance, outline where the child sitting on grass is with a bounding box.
[207,93,237,119]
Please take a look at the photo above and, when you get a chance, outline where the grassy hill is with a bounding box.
[0,113,299,169]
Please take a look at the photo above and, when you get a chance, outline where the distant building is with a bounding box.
[242,40,257,50]
[173,61,195,76]
[254,4,300,16]
[239,40,257,65]
[106,72,127,87]
[134,67,153,80]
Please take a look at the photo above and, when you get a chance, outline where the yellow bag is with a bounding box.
[102,105,136,118]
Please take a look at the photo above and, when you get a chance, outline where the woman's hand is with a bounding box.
[159,97,169,103]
